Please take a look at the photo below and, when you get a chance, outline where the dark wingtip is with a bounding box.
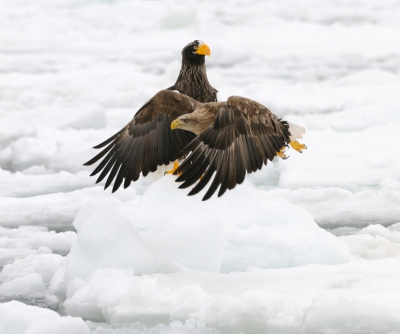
[92,130,122,149]
[201,189,214,201]
[202,194,211,201]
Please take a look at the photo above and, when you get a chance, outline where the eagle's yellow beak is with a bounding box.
[171,119,181,130]
[195,43,211,57]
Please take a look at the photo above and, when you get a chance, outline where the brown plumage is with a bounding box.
[84,91,202,191]
[84,40,216,191]
[171,95,300,200]
[168,40,218,103]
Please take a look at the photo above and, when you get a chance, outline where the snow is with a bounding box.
[0,301,89,334]
[340,225,400,259]
[1,0,400,333]
[303,294,400,334]
[70,178,349,276]
[0,254,64,286]
[0,273,46,298]
[0,186,138,230]
[58,258,400,333]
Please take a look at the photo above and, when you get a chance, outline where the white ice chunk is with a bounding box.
[134,177,349,272]
[0,186,137,230]
[27,231,76,251]
[303,294,400,333]
[260,187,400,229]
[64,211,154,283]
[0,273,46,297]
[358,224,400,244]
[0,253,63,286]
[24,316,89,334]
[0,301,89,334]
[340,224,400,259]
[0,301,59,334]
[56,176,350,304]
[61,256,400,332]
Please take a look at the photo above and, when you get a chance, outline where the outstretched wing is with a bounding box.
[175,96,291,201]
[84,90,199,192]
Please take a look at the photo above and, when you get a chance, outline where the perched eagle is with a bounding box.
[167,40,217,103]
[84,40,217,189]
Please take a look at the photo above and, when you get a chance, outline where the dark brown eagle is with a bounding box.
[167,40,217,103]
[84,40,217,190]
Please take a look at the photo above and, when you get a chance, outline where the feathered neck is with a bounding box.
[174,58,214,91]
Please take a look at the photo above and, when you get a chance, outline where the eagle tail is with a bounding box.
[287,121,307,153]
[287,121,306,142]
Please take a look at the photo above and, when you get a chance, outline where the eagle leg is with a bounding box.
[276,147,289,160]
[289,141,307,153]
[165,161,181,176]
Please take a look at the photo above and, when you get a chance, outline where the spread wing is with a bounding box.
[175,96,291,200]
[84,90,199,192]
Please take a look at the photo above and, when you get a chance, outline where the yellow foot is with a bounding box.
[290,141,307,153]
[165,161,181,175]
[276,146,289,160]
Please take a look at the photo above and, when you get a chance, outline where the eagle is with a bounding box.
[167,40,217,103]
[84,40,217,188]
[84,42,306,200]
[170,93,306,200]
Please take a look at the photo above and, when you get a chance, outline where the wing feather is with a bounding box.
[84,90,198,191]
[175,96,291,200]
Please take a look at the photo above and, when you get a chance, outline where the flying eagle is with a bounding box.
[170,93,306,200]
[84,40,217,188]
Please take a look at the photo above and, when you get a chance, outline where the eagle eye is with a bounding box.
[193,46,198,50]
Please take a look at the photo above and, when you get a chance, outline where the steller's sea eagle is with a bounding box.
[84,40,217,189]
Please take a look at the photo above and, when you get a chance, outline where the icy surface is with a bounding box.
[0,301,89,334]
[69,178,349,275]
[1,0,400,333]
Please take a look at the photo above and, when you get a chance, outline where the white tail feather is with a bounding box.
[287,121,306,141]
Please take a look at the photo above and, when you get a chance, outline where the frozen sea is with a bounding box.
[1,0,400,333]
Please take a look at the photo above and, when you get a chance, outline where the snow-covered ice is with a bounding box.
[1,0,400,333]
[0,301,89,334]
[45,178,350,311]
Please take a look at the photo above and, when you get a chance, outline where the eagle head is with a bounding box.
[171,114,197,132]
[182,40,211,64]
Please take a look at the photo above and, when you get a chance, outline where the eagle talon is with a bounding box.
[165,161,180,175]
[276,147,288,159]
[290,141,307,153]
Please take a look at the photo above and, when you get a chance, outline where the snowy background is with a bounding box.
[1,0,400,333]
